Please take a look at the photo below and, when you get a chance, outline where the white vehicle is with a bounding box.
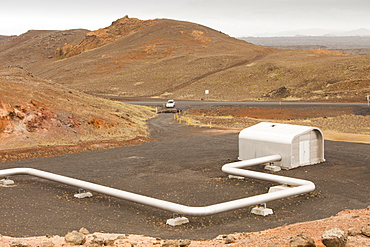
[165,100,175,108]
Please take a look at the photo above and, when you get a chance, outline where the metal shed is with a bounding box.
[239,122,325,169]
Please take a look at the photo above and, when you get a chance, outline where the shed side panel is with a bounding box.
[310,130,324,164]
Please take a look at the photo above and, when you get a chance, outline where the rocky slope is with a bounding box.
[0,67,156,153]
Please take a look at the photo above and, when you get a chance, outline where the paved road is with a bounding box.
[0,114,369,240]
[123,99,370,116]
[122,99,369,108]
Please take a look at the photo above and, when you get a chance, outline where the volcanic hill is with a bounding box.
[0,67,155,160]
[0,16,369,101]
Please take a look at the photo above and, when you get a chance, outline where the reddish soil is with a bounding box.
[0,67,156,163]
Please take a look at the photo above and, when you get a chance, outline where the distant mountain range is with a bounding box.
[251,28,370,37]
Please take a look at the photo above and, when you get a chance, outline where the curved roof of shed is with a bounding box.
[239,122,323,144]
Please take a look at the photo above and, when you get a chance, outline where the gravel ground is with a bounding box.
[0,114,369,242]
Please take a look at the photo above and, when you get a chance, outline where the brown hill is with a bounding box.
[32,17,273,99]
[0,35,15,44]
[0,67,155,156]
[0,17,274,98]
[0,29,89,71]
[0,16,369,102]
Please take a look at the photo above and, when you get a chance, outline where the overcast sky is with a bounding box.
[1,0,369,37]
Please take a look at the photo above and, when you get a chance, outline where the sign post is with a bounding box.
[205,90,209,100]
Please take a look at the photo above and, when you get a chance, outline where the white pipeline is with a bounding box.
[0,155,315,216]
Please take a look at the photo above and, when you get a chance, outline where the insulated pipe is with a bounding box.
[0,155,315,216]
[222,154,315,186]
